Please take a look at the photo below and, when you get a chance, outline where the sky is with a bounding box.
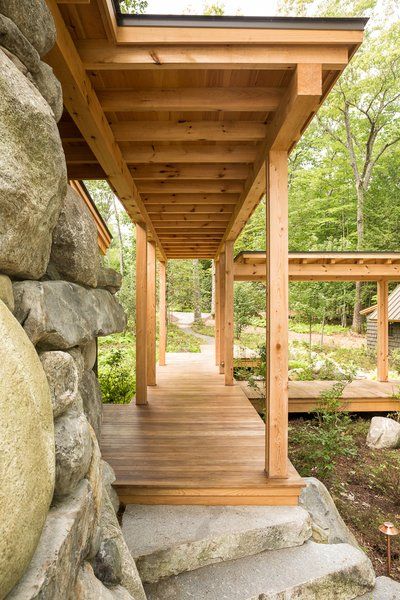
[145,0,279,16]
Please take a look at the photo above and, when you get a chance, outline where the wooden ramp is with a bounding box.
[101,344,303,506]
[239,379,400,413]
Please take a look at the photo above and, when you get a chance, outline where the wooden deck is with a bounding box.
[101,344,303,506]
[240,379,400,413]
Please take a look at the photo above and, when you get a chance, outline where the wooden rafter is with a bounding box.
[46,0,166,260]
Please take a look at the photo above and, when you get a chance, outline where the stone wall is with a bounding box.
[0,3,146,599]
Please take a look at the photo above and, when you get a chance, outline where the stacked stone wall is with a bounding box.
[0,3,145,598]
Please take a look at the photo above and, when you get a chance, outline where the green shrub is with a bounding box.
[99,348,135,404]
[167,323,201,352]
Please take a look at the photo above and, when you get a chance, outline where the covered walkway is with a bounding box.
[101,343,303,505]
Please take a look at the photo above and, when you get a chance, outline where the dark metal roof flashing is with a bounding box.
[112,3,368,30]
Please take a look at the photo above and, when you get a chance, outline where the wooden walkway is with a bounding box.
[240,379,400,413]
[101,344,303,506]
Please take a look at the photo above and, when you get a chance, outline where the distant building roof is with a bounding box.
[363,285,400,323]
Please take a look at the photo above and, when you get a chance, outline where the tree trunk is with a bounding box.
[112,196,125,275]
[193,259,202,322]
[351,185,364,333]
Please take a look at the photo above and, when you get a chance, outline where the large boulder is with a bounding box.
[102,460,120,514]
[0,48,67,279]
[75,563,134,600]
[80,369,103,439]
[40,351,80,418]
[50,186,100,287]
[0,0,56,56]
[95,487,147,600]
[54,410,93,499]
[0,300,55,598]
[366,416,400,450]
[0,273,14,311]
[13,280,127,349]
[299,477,358,547]
[7,480,97,599]
[31,60,63,122]
[98,267,123,294]
[0,13,40,74]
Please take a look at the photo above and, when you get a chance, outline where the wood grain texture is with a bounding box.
[147,241,157,386]
[101,344,303,505]
[158,261,167,367]
[377,280,389,382]
[135,224,147,405]
[224,241,234,385]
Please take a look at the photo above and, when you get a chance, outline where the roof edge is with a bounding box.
[112,9,368,31]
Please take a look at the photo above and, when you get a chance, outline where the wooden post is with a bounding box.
[377,280,389,382]
[147,241,156,386]
[215,257,220,367]
[265,151,289,479]
[219,250,226,374]
[159,260,167,367]
[225,241,234,385]
[135,223,148,405]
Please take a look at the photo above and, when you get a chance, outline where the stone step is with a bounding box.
[122,505,311,583]
[357,575,400,599]
[144,541,375,600]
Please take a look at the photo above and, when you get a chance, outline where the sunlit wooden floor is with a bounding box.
[240,379,400,413]
[101,344,303,506]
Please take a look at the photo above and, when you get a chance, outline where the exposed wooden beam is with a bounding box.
[45,0,166,260]
[130,164,250,181]
[158,261,167,367]
[112,121,267,142]
[98,87,283,112]
[152,220,228,228]
[224,241,234,386]
[234,262,400,281]
[217,63,323,254]
[136,223,148,405]
[64,143,258,165]
[137,181,244,194]
[146,204,234,215]
[377,280,389,382]
[147,241,157,387]
[142,194,239,205]
[124,144,259,164]
[78,39,349,70]
[265,151,288,479]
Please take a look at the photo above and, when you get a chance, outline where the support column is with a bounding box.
[215,257,220,367]
[219,250,226,374]
[225,241,234,385]
[147,241,156,386]
[158,260,167,367]
[265,151,289,479]
[377,280,389,382]
[135,223,147,405]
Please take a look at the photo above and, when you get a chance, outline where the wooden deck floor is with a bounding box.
[240,379,400,413]
[101,344,303,506]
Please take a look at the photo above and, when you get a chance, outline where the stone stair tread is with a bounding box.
[144,540,375,600]
[357,575,400,599]
[123,505,311,583]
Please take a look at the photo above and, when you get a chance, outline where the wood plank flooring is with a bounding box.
[239,379,400,413]
[101,344,303,505]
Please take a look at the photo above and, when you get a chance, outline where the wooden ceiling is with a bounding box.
[46,1,366,260]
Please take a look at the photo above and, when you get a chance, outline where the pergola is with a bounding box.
[45,1,366,501]
[234,251,400,382]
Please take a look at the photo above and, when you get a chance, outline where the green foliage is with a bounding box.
[365,451,400,505]
[203,2,225,15]
[290,382,357,479]
[99,347,135,404]
[234,282,265,338]
[119,0,148,14]
[191,319,215,337]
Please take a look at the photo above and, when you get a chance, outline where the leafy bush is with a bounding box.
[166,323,201,352]
[289,382,356,479]
[99,348,135,404]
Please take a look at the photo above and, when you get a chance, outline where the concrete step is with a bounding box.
[144,541,375,600]
[123,505,311,583]
[357,575,400,599]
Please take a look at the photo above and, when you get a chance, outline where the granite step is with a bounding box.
[144,540,375,600]
[122,505,311,583]
[357,575,400,599]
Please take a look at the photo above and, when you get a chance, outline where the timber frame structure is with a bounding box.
[45,0,367,505]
